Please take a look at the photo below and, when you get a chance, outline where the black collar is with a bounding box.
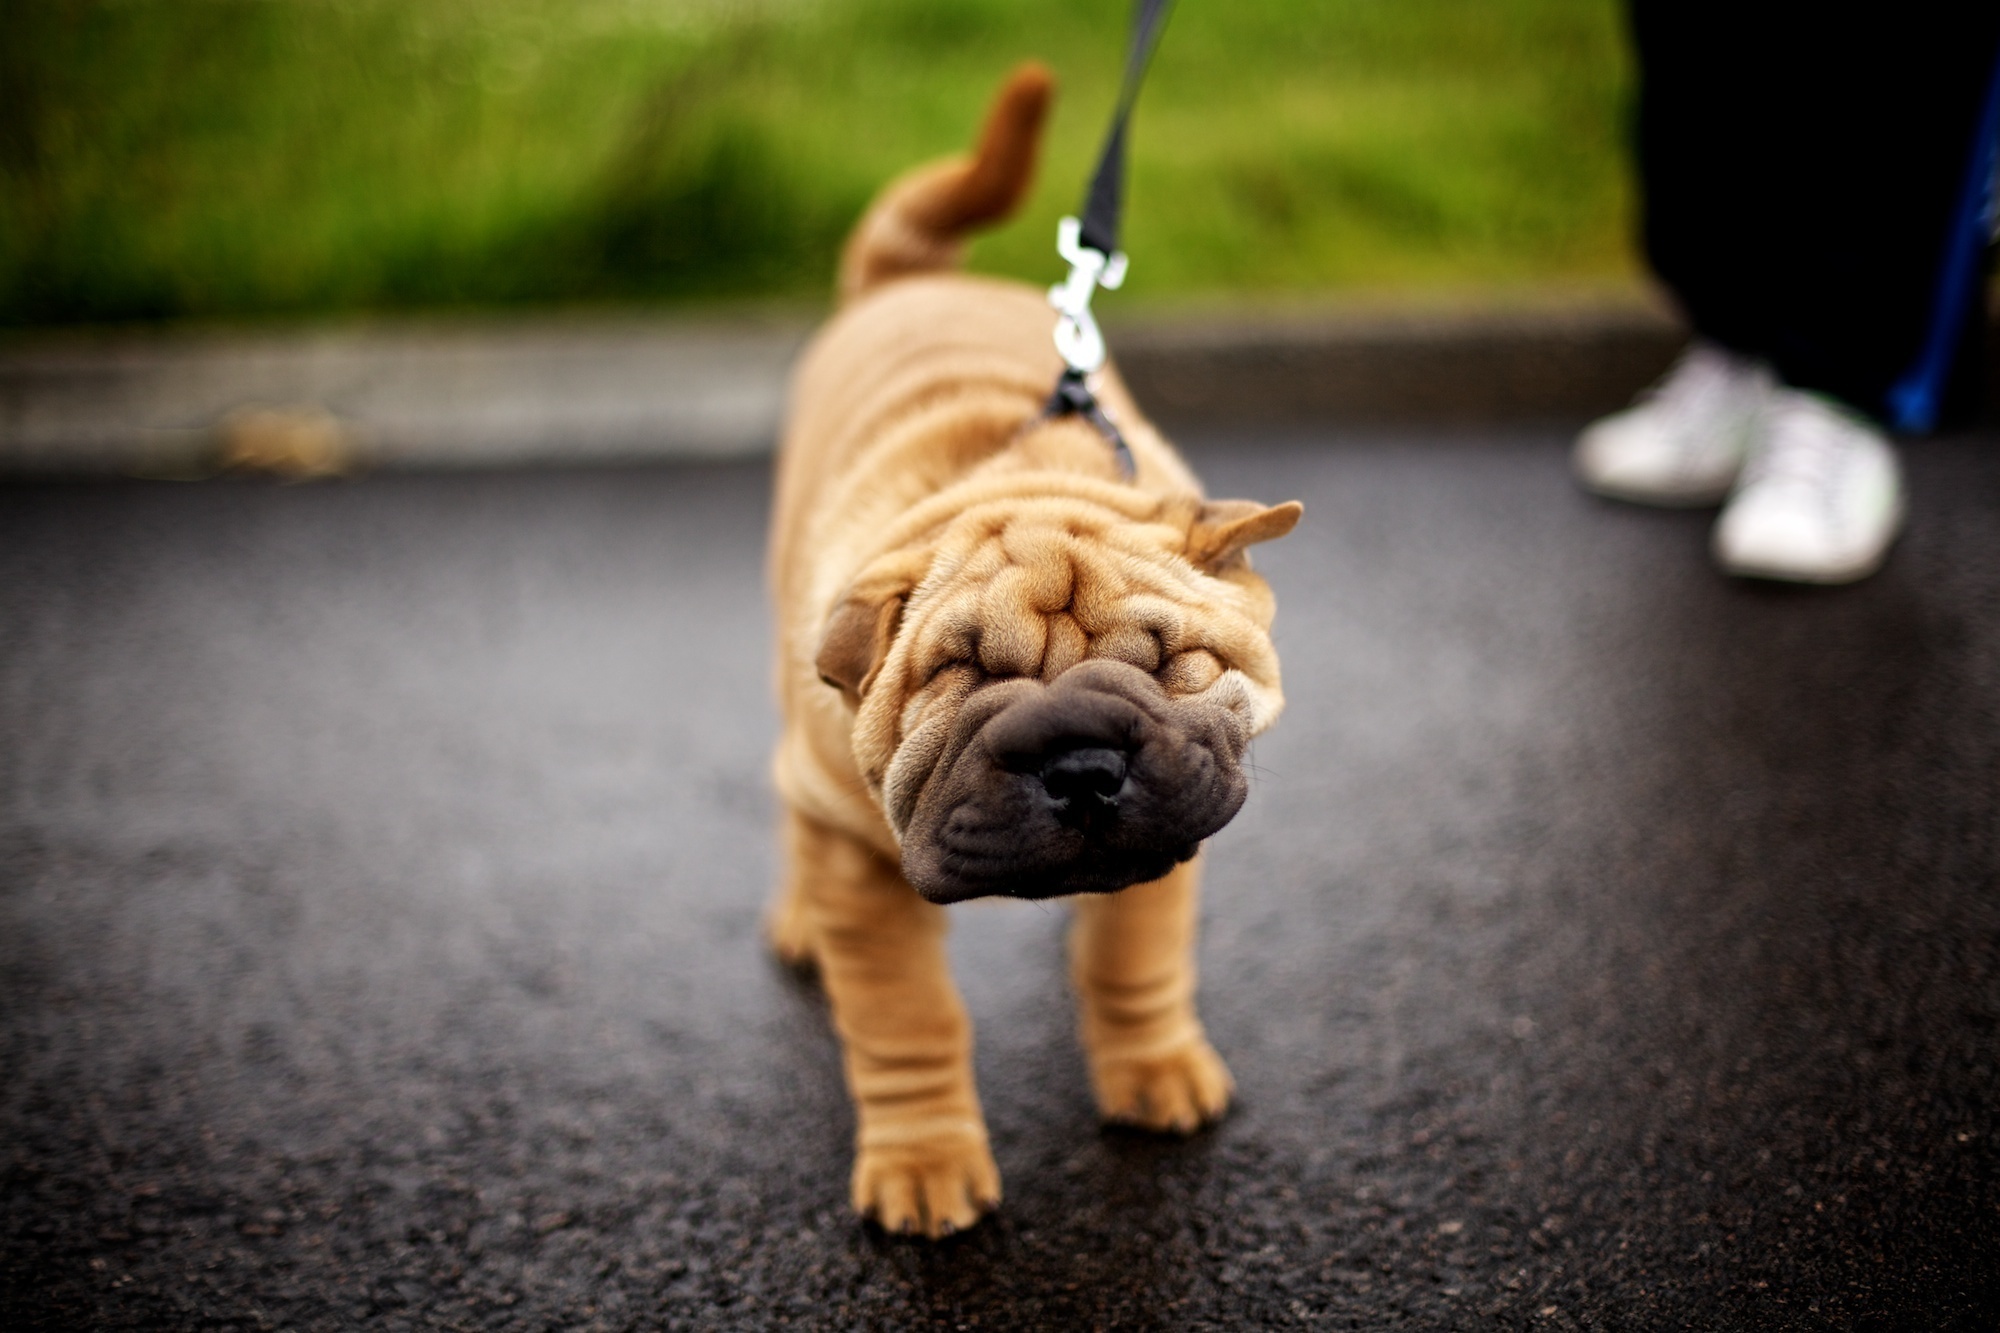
[1040,368,1135,481]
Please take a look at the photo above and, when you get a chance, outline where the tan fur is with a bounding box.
[768,65,1299,1237]
[837,63,1054,303]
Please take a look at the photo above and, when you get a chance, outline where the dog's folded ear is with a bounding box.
[816,590,903,706]
[816,554,929,704]
[1186,499,1304,571]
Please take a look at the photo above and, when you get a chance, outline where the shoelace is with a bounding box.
[1738,395,1863,522]
[1640,344,1741,416]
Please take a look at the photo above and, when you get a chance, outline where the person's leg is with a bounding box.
[1633,3,2000,424]
[1585,5,1999,582]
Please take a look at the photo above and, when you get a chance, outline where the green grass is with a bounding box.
[0,0,1638,327]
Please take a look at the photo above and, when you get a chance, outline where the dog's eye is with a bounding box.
[926,656,971,685]
[1158,649,1224,695]
[923,659,981,691]
[1093,626,1162,674]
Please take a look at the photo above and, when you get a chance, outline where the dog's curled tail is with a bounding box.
[837,62,1054,304]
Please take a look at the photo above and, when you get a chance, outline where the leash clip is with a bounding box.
[1048,216,1127,374]
[1042,217,1136,480]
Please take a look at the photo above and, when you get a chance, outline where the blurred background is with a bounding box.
[9,7,2000,1328]
[0,0,1636,328]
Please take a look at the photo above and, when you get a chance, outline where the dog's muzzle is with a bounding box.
[899,660,1250,904]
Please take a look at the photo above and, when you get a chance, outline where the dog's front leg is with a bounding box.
[1069,857,1234,1132]
[786,810,1000,1236]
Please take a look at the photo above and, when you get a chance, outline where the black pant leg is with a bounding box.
[1630,3,2000,427]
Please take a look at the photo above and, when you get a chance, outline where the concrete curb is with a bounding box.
[0,315,811,476]
[0,297,1705,475]
[1112,300,1686,427]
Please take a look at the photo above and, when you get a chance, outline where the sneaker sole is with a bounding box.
[1712,499,1906,586]
[1577,474,1737,509]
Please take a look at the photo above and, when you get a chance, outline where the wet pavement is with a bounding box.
[3,429,1998,1330]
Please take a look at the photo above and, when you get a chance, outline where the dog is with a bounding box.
[766,63,1301,1238]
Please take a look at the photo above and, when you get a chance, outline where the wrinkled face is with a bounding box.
[818,488,1298,904]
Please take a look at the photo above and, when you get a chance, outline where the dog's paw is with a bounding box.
[1092,1035,1234,1134]
[852,1130,1001,1239]
[765,894,818,972]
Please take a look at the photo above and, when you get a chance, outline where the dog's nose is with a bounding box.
[1040,745,1128,824]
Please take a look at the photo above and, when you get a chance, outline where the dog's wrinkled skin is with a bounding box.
[767,64,1301,1238]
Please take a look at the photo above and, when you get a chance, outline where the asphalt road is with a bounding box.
[3,429,1998,1331]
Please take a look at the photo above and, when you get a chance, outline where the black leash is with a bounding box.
[1078,0,1177,259]
[1041,0,1178,480]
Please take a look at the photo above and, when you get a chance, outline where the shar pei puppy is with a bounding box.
[768,63,1302,1237]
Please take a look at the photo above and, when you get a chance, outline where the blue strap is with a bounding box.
[1886,44,2000,434]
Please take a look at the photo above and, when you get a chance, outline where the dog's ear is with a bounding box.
[1187,499,1304,571]
[815,573,914,706]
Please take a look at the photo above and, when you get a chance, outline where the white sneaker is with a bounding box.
[1573,340,1774,506]
[1711,389,1905,585]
